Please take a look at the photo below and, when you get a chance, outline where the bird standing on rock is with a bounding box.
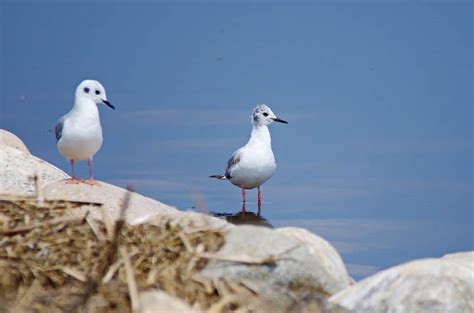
[55,80,115,185]
[210,104,287,214]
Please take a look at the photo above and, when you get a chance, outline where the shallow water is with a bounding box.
[212,211,274,229]
[3,0,472,283]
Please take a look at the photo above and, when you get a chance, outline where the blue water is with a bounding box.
[2,1,472,281]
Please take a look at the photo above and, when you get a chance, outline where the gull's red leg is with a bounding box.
[84,158,100,186]
[65,160,80,184]
[257,186,262,215]
[71,159,75,179]
[88,158,93,179]
[241,187,246,214]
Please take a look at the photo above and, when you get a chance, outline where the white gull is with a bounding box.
[55,79,115,184]
[210,104,287,213]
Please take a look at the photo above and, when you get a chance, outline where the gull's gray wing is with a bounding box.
[224,148,242,179]
[55,116,65,142]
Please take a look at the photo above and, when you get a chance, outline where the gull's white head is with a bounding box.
[75,79,115,109]
[251,104,287,126]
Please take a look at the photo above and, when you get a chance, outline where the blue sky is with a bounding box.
[1,1,472,279]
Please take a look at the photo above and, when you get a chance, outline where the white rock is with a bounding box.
[200,225,352,308]
[41,180,231,229]
[140,290,202,313]
[145,210,234,232]
[330,254,474,313]
[0,129,30,155]
[441,251,474,269]
[0,130,230,229]
[0,146,68,196]
[42,180,179,225]
[276,227,352,293]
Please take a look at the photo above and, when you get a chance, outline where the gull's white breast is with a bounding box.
[57,112,103,161]
[229,146,276,189]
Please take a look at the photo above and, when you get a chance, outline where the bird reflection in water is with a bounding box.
[211,206,273,228]
[190,190,273,228]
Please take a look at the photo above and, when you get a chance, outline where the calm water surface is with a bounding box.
[3,1,472,281]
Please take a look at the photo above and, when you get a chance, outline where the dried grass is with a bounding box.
[0,196,255,313]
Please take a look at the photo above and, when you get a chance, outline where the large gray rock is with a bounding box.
[199,225,352,312]
[0,128,178,224]
[0,129,30,155]
[0,130,228,230]
[41,180,230,229]
[0,146,68,196]
[287,295,351,313]
[330,253,474,313]
[140,290,201,313]
[42,180,179,225]
[277,227,353,291]
[148,210,234,232]
[251,293,351,313]
[441,251,474,268]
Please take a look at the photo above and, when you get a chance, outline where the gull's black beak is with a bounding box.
[102,99,115,110]
[272,117,288,124]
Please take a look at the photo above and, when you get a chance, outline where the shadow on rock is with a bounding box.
[211,210,273,228]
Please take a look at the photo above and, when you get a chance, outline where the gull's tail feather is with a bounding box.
[209,174,227,180]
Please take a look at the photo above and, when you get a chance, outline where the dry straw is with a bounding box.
[0,187,263,313]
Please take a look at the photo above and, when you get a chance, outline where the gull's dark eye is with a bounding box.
[263,112,269,117]
[83,87,90,93]
[95,90,101,95]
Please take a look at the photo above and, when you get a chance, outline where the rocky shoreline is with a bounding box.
[1,129,472,313]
